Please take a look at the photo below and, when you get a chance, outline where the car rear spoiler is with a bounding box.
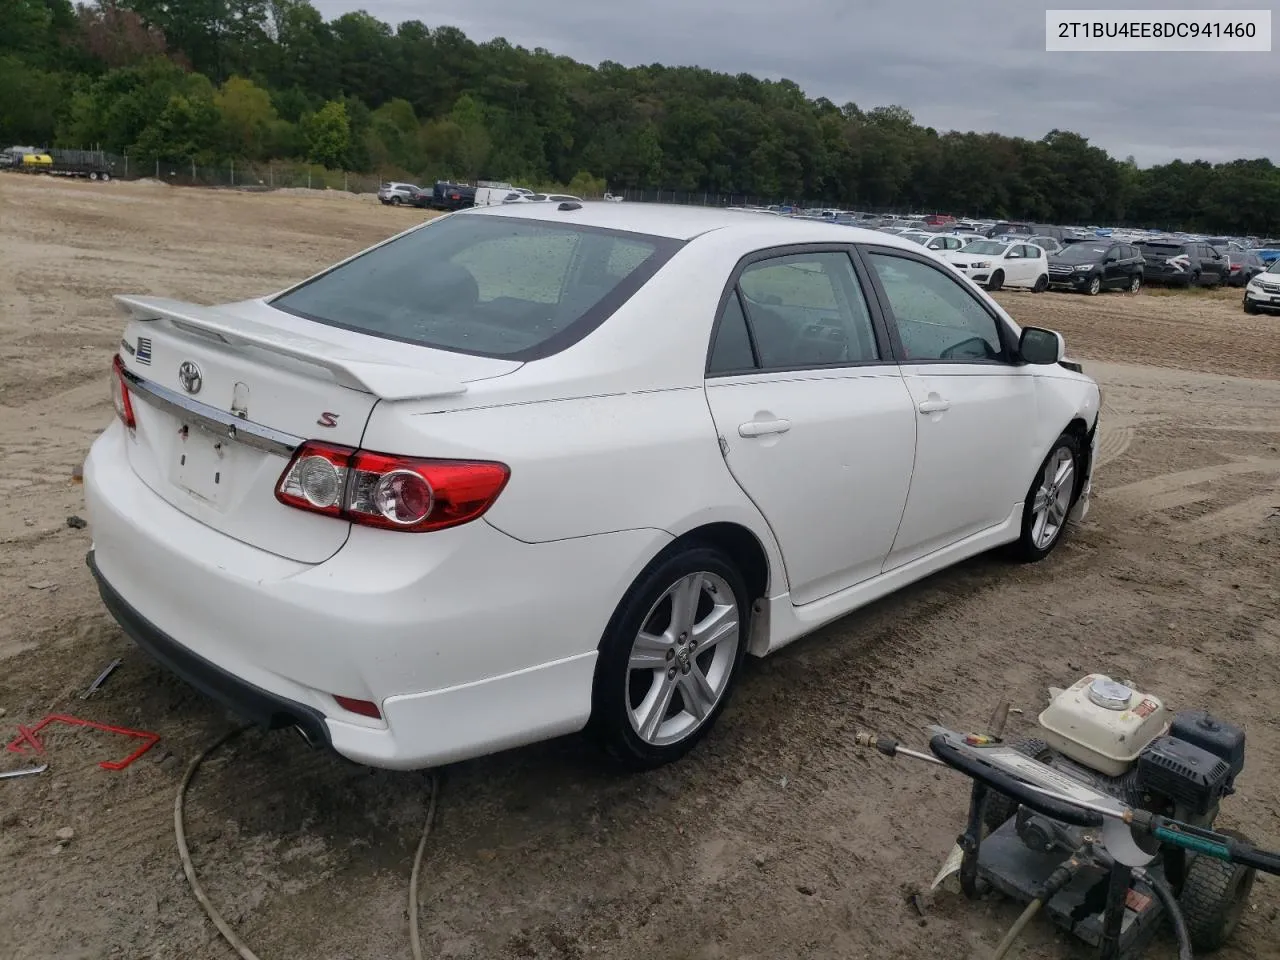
[114,295,468,402]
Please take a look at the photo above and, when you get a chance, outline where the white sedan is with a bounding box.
[944,240,1050,292]
[84,206,1100,771]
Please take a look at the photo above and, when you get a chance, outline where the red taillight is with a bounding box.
[333,695,382,719]
[275,441,509,533]
[112,354,136,429]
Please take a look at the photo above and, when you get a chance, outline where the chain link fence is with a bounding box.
[26,149,931,215]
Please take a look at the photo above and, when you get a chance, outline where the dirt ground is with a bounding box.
[1,176,1278,960]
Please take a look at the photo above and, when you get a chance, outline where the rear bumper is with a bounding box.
[86,549,332,747]
[83,421,670,769]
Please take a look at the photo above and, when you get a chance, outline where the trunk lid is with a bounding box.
[113,296,520,563]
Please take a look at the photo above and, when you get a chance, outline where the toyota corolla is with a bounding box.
[84,203,1100,771]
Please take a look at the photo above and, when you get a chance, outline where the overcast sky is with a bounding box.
[310,0,1278,166]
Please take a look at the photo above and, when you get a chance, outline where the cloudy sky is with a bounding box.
[310,0,1279,166]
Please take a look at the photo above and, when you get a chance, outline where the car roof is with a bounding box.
[454,201,926,248]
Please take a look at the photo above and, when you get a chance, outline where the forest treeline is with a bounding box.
[2,0,1277,233]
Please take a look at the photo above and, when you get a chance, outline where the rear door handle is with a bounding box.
[738,419,791,438]
[917,398,951,414]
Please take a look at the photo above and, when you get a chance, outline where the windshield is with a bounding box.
[963,241,1008,255]
[272,215,681,359]
[1268,260,1280,274]
[1056,243,1109,262]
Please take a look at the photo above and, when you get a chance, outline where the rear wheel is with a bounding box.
[1012,432,1082,562]
[1033,274,1048,293]
[589,545,750,770]
[1129,275,1141,293]
[987,270,1004,292]
[1086,276,1102,296]
[1179,829,1256,952]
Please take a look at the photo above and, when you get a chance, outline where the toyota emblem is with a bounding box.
[177,361,203,395]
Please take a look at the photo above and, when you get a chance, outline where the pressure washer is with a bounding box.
[857,674,1280,959]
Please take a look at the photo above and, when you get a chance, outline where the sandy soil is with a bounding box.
[1,176,1277,960]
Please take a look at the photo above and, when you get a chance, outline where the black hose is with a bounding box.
[1135,868,1193,960]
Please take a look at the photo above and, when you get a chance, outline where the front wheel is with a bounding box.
[1129,275,1141,294]
[1244,298,1259,315]
[1086,276,1102,296]
[986,270,1004,292]
[589,545,750,770]
[1012,432,1082,563]
[1033,274,1048,293]
[390,196,403,206]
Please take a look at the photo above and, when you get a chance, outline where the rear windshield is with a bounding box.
[272,215,682,359]
[1136,242,1185,253]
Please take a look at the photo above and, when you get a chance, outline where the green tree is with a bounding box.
[302,98,348,167]
[214,75,277,158]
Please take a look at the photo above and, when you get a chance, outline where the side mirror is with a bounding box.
[1020,326,1065,365]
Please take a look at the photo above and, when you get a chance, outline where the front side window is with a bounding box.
[272,215,680,359]
[867,252,1006,363]
[734,251,880,369]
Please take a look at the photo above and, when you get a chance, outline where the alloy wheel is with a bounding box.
[625,571,740,746]
[1030,448,1075,550]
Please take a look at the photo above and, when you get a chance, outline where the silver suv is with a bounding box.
[377,182,420,206]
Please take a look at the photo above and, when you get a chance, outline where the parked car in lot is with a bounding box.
[377,182,420,206]
[1135,239,1228,287]
[943,240,1049,291]
[983,221,1035,239]
[86,207,1100,772]
[1029,235,1064,256]
[430,181,477,211]
[1226,251,1267,287]
[1243,259,1280,314]
[1047,241,1145,295]
[525,193,583,204]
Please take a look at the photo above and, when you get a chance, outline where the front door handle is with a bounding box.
[917,398,951,414]
[739,418,791,438]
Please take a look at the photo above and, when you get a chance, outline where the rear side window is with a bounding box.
[272,215,681,359]
[708,292,756,374]
[736,251,880,368]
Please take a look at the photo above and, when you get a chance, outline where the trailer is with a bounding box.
[2,147,116,181]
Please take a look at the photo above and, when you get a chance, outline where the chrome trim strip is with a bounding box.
[120,367,303,458]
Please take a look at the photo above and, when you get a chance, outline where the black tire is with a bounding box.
[1190,270,1201,287]
[1179,829,1256,952]
[101,172,111,182]
[390,195,402,205]
[987,270,1004,292]
[1011,431,1083,563]
[1085,275,1102,296]
[89,171,99,181]
[1033,274,1048,293]
[1243,298,1259,315]
[1128,274,1141,294]
[983,738,1054,831]
[588,544,751,770]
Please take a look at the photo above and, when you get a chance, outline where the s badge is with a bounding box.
[316,412,340,428]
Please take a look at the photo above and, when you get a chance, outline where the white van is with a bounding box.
[474,186,528,207]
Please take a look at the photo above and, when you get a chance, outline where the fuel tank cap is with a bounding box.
[1087,676,1133,711]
